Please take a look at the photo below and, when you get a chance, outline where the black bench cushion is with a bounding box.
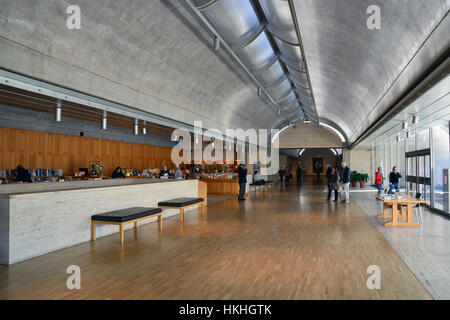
[91,207,162,223]
[158,197,204,207]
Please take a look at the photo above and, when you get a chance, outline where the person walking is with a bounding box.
[339,162,351,204]
[238,164,247,201]
[326,166,340,202]
[278,167,284,185]
[297,166,302,185]
[375,167,385,195]
[388,166,402,194]
[285,167,291,185]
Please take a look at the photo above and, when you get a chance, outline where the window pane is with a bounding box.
[418,129,429,150]
[407,134,416,152]
[432,124,450,213]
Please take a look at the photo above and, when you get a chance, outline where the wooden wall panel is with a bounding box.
[0,127,175,175]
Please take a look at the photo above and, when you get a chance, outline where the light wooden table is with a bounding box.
[375,194,425,227]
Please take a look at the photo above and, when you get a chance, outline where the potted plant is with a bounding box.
[359,173,369,188]
[350,171,359,187]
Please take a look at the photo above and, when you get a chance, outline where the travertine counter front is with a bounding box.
[0,179,199,265]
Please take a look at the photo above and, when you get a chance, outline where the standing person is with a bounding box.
[15,165,32,183]
[339,162,351,204]
[388,166,402,194]
[297,166,302,185]
[326,167,340,202]
[285,167,291,185]
[326,165,332,183]
[238,164,247,201]
[159,165,169,178]
[174,165,183,180]
[278,167,284,185]
[111,166,125,179]
[375,167,385,195]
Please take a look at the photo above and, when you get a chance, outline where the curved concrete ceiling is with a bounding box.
[0,0,448,144]
[293,0,450,143]
[0,0,287,132]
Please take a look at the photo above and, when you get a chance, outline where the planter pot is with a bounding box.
[359,181,366,188]
[351,181,358,187]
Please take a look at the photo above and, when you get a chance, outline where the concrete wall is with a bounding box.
[349,150,373,181]
[279,124,342,148]
[1,179,199,265]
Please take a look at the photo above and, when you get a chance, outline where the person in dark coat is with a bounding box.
[326,166,340,202]
[388,166,402,194]
[16,165,32,183]
[238,164,247,201]
[278,167,284,184]
[111,166,125,179]
[297,166,302,185]
[339,162,351,203]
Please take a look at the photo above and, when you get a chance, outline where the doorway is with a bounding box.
[406,149,431,206]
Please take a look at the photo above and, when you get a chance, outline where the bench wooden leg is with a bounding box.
[119,223,124,244]
[180,208,185,223]
[158,214,162,230]
[91,221,96,241]
[201,202,205,213]
[134,221,138,230]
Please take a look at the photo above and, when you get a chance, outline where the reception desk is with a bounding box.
[0,179,202,265]
[200,177,240,195]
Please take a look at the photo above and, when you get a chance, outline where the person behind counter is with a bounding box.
[174,165,183,180]
[16,165,32,183]
[159,166,170,178]
[111,166,125,179]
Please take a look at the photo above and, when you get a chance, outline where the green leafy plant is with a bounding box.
[350,171,359,182]
[359,173,369,182]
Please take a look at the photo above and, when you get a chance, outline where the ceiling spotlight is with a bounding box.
[402,122,408,131]
[396,135,401,142]
[213,36,220,51]
[142,121,147,135]
[55,100,62,122]
[101,110,107,130]
[134,118,139,135]
[412,116,419,125]
[406,131,411,138]
[277,108,281,115]
[257,87,262,96]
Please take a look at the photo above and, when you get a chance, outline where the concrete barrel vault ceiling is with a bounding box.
[0,0,449,145]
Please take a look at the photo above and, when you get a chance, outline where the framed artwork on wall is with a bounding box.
[313,158,323,173]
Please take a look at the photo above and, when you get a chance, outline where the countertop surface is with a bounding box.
[0,178,192,196]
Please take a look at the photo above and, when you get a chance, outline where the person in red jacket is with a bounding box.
[375,167,385,195]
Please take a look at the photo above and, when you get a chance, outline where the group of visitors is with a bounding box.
[278,167,293,185]
[374,166,402,195]
[325,162,351,204]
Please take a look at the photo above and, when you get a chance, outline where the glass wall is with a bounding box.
[432,123,450,213]
[365,73,449,215]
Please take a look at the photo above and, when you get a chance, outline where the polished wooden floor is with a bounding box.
[0,184,431,299]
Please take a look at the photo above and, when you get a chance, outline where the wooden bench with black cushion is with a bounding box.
[158,198,205,222]
[265,181,274,190]
[249,183,266,194]
[91,207,162,244]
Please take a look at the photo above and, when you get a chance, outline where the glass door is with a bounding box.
[406,149,431,205]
